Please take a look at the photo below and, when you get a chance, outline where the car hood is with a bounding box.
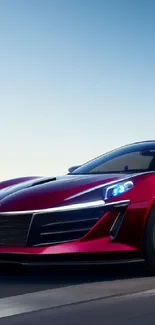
[0,173,131,212]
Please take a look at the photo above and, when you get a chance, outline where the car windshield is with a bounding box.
[71,142,155,175]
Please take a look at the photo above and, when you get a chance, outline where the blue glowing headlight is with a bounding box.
[104,181,134,200]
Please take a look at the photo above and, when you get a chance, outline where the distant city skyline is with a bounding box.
[0,0,155,180]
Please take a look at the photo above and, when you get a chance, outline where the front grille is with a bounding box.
[27,208,106,247]
[0,214,32,246]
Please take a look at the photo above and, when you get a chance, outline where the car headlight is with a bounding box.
[104,180,134,200]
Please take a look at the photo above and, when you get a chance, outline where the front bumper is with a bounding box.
[0,251,142,266]
[0,200,129,247]
[0,199,142,264]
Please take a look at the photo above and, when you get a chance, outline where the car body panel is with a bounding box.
[1,141,155,264]
[0,173,133,212]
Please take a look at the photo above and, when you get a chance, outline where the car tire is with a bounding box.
[143,204,155,273]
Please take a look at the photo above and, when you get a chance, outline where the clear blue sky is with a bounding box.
[0,0,155,179]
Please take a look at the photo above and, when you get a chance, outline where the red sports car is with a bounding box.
[1,140,155,271]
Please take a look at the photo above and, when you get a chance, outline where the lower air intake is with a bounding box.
[27,208,106,247]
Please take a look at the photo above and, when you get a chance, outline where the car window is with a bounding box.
[90,152,153,173]
[72,142,155,174]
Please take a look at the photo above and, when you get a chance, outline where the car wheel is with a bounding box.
[143,204,155,273]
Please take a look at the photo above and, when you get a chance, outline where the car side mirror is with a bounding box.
[68,165,80,173]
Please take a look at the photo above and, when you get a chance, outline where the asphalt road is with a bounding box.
[3,290,155,325]
[0,262,155,324]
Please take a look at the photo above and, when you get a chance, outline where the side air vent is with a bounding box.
[110,211,125,240]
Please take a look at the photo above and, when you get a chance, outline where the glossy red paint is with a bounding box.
[0,174,125,212]
[0,176,40,190]
[0,240,137,255]
[0,170,155,263]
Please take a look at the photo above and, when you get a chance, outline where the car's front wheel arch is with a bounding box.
[143,204,155,272]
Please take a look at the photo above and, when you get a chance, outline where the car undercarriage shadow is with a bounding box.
[0,261,153,300]
[0,261,153,286]
[0,261,153,298]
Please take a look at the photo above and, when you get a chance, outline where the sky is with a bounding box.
[0,0,155,180]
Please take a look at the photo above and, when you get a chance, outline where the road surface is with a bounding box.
[0,262,155,324]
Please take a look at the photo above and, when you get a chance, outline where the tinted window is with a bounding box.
[72,142,155,174]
